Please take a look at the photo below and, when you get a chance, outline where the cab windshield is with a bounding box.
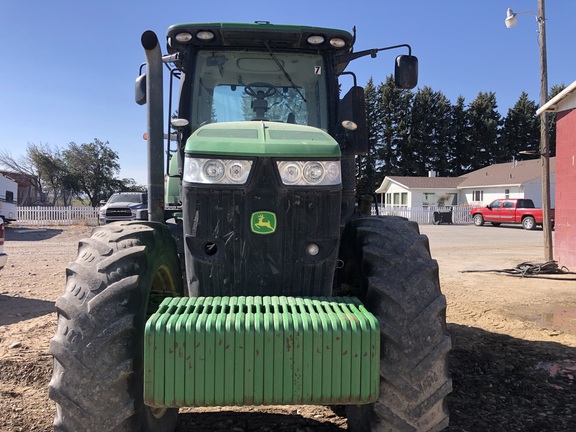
[189,50,328,130]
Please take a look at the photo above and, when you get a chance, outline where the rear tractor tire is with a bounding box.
[338,216,452,432]
[49,222,183,432]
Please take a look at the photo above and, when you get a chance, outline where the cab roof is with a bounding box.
[166,21,354,55]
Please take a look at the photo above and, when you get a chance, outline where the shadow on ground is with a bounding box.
[4,226,63,242]
[173,323,576,432]
[445,323,576,432]
[0,294,54,325]
[176,409,346,431]
[3,321,576,431]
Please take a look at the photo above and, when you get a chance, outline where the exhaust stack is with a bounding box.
[141,30,165,223]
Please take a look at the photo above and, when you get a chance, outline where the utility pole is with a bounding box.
[505,0,553,261]
[537,0,553,262]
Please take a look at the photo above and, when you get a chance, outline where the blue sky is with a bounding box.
[1,0,574,186]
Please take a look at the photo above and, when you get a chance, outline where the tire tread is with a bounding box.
[341,216,452,432]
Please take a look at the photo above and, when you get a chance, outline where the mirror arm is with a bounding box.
[336,44,412,64]
[162,53,179,64]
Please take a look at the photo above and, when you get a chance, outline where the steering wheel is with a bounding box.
[245,82,277,98]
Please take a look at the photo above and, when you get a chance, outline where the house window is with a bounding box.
[387,192,408,208]
[423,192,436,207]
[473,190,483,202]
[437,193,457,207]
[5,191,14,203]
[505,189,510,199]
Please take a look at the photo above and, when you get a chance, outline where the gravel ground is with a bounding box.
[1,223,575,431]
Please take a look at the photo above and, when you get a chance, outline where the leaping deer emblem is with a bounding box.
[255,214,273,230]
[251,211,276,234]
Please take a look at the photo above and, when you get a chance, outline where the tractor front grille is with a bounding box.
[182,158,342,297]
[144,296,380,407]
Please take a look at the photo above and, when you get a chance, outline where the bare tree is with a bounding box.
[0,144,45,202]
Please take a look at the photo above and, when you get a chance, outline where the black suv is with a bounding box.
[98,192,148,225]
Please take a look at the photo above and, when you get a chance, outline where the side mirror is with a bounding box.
[486,205,491,209]
[135,73,147,105]
[394,55,418,89]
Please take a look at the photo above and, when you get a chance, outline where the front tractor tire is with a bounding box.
[49,222,183,432]
[338,216,452,432]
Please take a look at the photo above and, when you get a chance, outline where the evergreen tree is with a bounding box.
[407,86,452,176]
[448,96,471,175]
[466,92,502,170]
[358,78,568,180]
[375,75,412,177]
[501,92,539,162]
[356,78,380,195]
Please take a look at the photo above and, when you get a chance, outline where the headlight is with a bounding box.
[277,161,341,186]
[184,157,252,184]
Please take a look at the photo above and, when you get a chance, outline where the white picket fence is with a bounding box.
[371,206,473,225]
[17,206,99,226]
[14,205,473,227]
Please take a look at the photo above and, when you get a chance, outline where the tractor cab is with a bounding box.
[165,22,353,133]
[136,22,418,193]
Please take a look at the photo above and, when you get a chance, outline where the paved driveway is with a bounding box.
[419,223,549,274]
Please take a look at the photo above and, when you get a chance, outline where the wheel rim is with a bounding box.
[152,265,178,292]
[150,407,168,419]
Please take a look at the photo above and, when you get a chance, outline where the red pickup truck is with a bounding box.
[470,198,554,230]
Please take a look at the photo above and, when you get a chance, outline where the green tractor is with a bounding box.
[48,21,452,432]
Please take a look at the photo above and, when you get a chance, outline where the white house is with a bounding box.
[375,175,462,208]
[375,157,556,208]
[457,157,555,207]
[0,172,18,222]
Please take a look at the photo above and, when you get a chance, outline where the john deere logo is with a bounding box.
[251,211,277,235]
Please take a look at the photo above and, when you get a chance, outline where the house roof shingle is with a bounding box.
[386,176,463,189]
[375,157,556,193]
[457,157,556,189]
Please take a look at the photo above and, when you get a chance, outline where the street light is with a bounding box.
[505,0,553,262]
[505,8,539,28]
